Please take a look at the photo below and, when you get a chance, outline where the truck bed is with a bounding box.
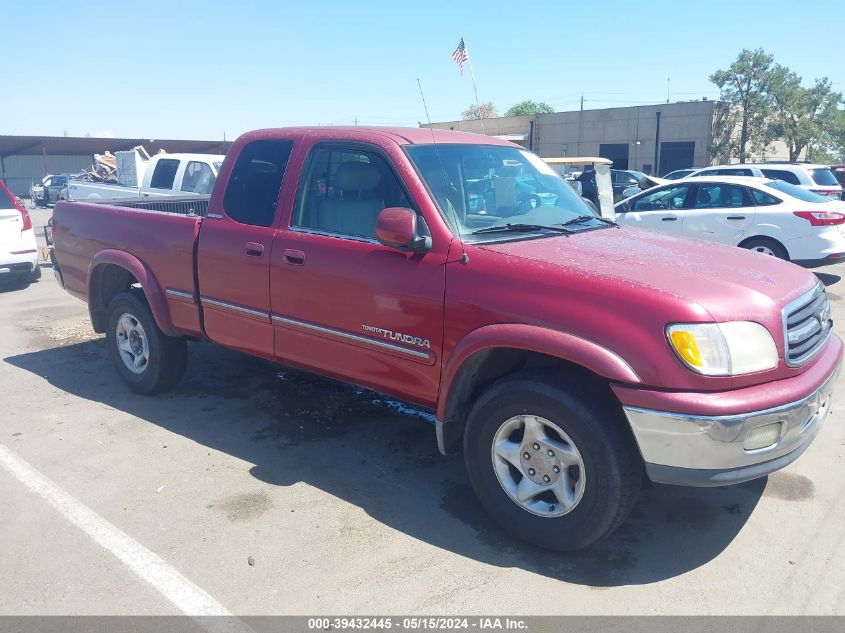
[53,199,204,337]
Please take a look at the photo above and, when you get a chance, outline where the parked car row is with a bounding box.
[691,163,842,199]
[666,162,843,199]
[616,176,845,266]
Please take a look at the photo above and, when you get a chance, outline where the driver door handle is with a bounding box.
[661,217,678,222]
[283,249,306,265]
[244,242,264,257]
[727,216,746,220]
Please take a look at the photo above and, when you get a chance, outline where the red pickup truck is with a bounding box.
[53,127,841,551]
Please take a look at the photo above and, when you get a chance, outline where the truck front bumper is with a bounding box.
[620,344,841,487]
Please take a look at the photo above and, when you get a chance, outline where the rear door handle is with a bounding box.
[283,248,305,265]
[727,216,746,220]
[244,242,264,257]
[661,217,678,222]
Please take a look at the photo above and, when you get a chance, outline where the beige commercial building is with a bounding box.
[426,100,798,176]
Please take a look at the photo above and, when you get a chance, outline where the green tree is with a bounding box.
[710,49,774,162]
[462,102,497,120]
[766,66,843,161]
[831,109,845,162]
[505,100,555,116]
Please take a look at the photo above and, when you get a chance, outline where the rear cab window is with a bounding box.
[223,139,294,227]
[149,159,180,190]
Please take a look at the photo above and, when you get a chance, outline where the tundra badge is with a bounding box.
[362,324,431,349]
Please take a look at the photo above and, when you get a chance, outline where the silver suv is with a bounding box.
[689,163,842,199]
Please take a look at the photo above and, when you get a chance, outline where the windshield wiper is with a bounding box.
[470,223,574,235]
[561,214,617,227]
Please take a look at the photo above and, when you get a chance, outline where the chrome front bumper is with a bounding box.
[623,367,839,486]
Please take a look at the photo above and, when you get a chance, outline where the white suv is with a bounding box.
[1,181,40,288]
[689,163,842,199]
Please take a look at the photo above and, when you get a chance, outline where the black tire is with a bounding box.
[463,374,643,551]
[741,236,788,260]
[30,265,42,282]
[106,291,187,394]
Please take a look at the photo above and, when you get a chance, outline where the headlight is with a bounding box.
[667,322,778,376]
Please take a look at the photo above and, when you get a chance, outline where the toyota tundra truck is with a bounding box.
[52,127,842,551]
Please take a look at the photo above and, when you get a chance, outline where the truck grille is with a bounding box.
[784,285,832,366]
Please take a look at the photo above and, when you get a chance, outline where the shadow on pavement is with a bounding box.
[815,272,841,287]
[0,278,38,294]
[6,338,766,587]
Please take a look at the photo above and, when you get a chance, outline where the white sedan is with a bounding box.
[614,176,845,267]
[0,181,40,287]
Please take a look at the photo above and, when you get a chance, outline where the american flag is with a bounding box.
[452,38,469,74]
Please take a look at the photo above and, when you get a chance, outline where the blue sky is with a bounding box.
[4,0,843,140]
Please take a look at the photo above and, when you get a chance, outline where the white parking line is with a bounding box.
[0,443,253,633]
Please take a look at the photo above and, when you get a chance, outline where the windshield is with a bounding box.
[406,144,602,241]
[766,179,830,203]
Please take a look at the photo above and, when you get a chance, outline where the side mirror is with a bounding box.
[375,207,431,253]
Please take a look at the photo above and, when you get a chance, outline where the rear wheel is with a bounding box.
[106,291,187,394]
[463,374,642,551]
[741,237,788,260]
[30,265,41,282]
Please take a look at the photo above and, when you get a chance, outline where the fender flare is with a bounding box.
[436,323,641,421]
[88,249,177,336]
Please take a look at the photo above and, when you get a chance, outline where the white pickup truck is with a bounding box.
[66,153,224,201]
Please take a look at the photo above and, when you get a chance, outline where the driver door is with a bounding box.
[268,142,448,405]
[615,183,693,235]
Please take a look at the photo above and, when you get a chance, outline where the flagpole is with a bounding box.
[464,39,485,134]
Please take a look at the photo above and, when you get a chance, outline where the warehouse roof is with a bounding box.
[0,135,232,157]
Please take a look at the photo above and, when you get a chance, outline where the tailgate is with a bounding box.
[0,208,25,255]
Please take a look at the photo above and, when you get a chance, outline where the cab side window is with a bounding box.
[223,140,294,227]
[761,169,800,185]
[181,161,216,194]
[694,183,752,208]
[631,184,691,211]
[293,147,411,239]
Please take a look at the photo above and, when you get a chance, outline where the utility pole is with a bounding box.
[353,116,359,126]
[667,77,670,104]
[577,93,584,155]
[654,111,662,176]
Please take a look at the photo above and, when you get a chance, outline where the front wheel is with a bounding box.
[463,375,642,551]
[106,291,187,394]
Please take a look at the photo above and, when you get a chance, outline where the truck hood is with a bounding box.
[475,226,818,322]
